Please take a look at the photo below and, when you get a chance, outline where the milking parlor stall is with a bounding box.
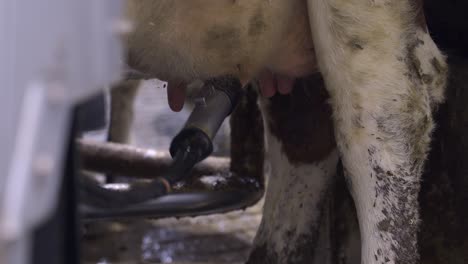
[0,0,467,264]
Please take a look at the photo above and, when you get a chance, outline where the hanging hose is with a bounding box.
[80,75,243,208]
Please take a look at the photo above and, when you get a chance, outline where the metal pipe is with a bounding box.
[77,139,230,179]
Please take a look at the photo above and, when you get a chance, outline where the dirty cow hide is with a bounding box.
[108,0,452,263]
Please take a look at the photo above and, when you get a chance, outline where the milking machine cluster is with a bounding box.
[80,76,263,219]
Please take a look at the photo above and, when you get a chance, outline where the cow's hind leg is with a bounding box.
[105,80,140,182]
[307,0,448,263]
[108,80,140,145]
[247,75,338,264]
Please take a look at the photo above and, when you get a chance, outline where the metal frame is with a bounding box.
[0,0,124,263]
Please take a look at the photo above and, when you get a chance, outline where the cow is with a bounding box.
[109,0,448,263]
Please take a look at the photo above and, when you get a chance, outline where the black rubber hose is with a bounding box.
[80,149,198,208]
[81,190,264,220]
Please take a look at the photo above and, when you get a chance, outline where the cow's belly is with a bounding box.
[125,0,317,85]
